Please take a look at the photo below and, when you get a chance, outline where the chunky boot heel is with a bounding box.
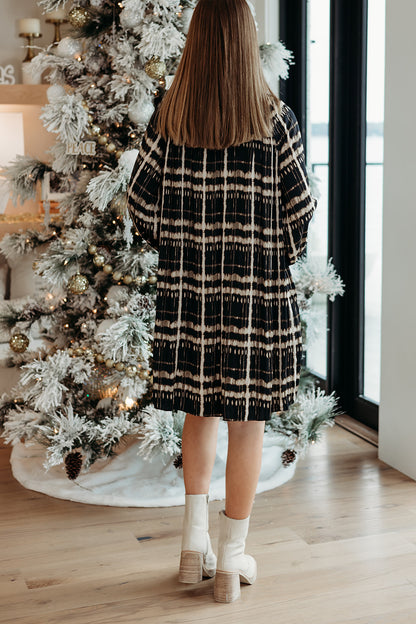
[214,570,241,603]
[178,550,203,583]
[214,509,257,603]
[178,494,217,583]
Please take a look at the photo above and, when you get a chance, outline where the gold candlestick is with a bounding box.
[19,32,42,62]
[45,18,68,45]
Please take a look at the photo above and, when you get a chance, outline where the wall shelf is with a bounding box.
[0,85,49,106]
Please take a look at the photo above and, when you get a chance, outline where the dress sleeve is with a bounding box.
[126,111,166,252]
[277,105,318,266]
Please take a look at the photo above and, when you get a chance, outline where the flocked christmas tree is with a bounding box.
[0,0,344,483]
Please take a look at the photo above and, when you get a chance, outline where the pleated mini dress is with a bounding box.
[127,99,317,421]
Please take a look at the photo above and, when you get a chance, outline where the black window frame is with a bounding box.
[279,0,379,430]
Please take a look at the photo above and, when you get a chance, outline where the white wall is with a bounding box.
[0,0,57,84]
[252,0,279,44]
[0,1,278,84]
[378,0,416,479]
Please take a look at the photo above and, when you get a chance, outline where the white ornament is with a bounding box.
[181,7,193,34]
[96,319,115,335]
[119,7,141,30]
[0,64,16,85]
[47,84,66,103]
[128,100,154,126]
[55,37,83,59]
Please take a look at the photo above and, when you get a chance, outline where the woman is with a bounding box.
[127,0,317,604]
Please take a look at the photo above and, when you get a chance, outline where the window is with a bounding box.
[305,0,330,379]
[364,0,385,403]
[280,0,384,430]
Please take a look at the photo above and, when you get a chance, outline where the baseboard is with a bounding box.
[335,414,378,447]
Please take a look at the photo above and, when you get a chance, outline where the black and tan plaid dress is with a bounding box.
[127,100,317,422]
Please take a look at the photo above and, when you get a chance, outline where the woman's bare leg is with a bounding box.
[225,420,265,519]
[182,413,220,494]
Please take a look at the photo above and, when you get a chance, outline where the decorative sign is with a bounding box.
[66,141,96,156]
[0,65,16,85]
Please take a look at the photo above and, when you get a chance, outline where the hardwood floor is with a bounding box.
[1,424,416,623]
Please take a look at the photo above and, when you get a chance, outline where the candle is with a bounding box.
[18,18,41,34]
[47,9,66,20]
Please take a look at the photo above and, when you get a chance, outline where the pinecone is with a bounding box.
[281,449,297,467]
[173,453,183,470]
[64,450,83,480]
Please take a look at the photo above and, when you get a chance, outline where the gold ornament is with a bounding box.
[97,135,108,145]
[148,275,157,284]
[105,358,114,369]
[90,125,101,136]
[115,150,123,160]
[9,333,29,353]
[68,6,90,28]
[145,56,167,80]
[123,275,133,285]
[93,253,105,267]
[95,353,105,363]
[103,264,113,274]
[106,142,116,153]
[125,365,137,377]
[112,271,122,282]
[115,362,125,372]
[88,244,97,255]
[139,369,150,380]
[135,275,147,286]
[68,273,89,295]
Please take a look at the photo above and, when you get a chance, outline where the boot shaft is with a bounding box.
[181,493,210,552]
[216,509,251,571]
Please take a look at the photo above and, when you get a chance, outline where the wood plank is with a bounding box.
[335,413,379,446]
[0,84,49,106]
[1,424,416,622]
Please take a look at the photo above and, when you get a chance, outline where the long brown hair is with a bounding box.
[157,0,280,149]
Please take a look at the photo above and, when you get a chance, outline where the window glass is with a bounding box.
[305,0,330,378]
[364,0,385,403]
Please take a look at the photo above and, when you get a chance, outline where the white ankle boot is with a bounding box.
[214,509,257,603]
[178,494,217,583]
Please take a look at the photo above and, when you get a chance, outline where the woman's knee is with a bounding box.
[227,420,265,438]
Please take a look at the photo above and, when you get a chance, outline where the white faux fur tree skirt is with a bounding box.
[9,421,297,507]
